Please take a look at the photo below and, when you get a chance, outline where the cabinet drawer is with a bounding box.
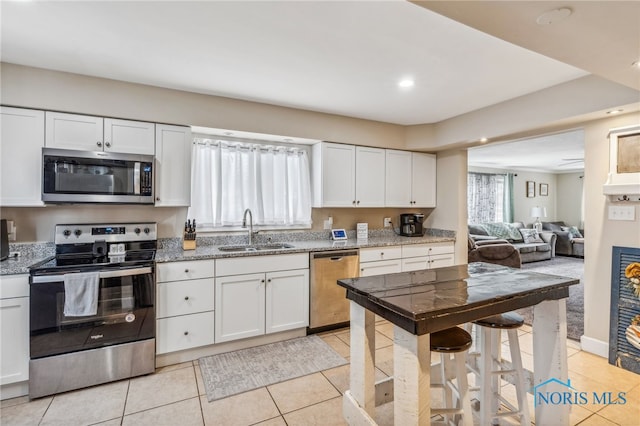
[401,256,429,272]
[156,311,215,354]
[0,275,30,299]
[216,253,308,276]
[359,246,402,263]
[429,253,455,269]
[401,242,454,258]
[156,278,214,318]
[157,259,214,282]
[360,259,402,277]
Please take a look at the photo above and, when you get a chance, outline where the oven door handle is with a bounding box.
[31,266,153,283]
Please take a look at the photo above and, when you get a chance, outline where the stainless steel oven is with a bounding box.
[42,148,154,204]
[28,223,157,399]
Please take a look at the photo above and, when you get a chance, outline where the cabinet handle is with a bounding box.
[156,197,161,201]
[267,278,272,283]
[97,141,102,147]
[105,141,111,148]
[184,331,189,336]
[356,200,360,205]
[184,269,189,273]
[184,296,189,301]
[261,279,265,283]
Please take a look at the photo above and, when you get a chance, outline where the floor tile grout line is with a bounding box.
[37,394,54,426]
[118,379,131,425]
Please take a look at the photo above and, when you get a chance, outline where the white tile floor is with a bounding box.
[2,320,639,425]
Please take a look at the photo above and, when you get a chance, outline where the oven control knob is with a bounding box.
[63,229,71,237]
[74,229,82,237]
[143,227,150,234]
[134,227,141,234]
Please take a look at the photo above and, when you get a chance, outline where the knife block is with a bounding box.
[183,231,196,250]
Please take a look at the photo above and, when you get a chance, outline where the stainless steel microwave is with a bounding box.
[42,148,154,204]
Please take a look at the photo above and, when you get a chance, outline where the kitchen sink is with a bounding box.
[218,243,295,252]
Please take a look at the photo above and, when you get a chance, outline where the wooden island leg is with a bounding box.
[533,299,570,425]
[393,326,431,425]
[343,301,377,425]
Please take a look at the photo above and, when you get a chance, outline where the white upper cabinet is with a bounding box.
[355,146,385,207]
[385,150,436,208]
[312,142,356,207]
[312,142,385,207]
[155,124,192,207]
[0,107,45,206]
[45,112,155,155]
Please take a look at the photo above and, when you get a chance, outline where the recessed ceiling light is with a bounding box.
[536,7,572,25]
[398,79,415,88]
[606,109,624,115]
[479,137,489,143]
[632,60,640,69]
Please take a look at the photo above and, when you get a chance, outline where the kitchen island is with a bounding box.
[337,262,580,426]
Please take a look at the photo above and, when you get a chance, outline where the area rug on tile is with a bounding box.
[516,256,584,341]
[199,335,348,402]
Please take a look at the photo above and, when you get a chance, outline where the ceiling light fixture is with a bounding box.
[632,60,640,69]
[398,79,415,89]
[479,137,489,143]
[606,109,624,115]
[536,7,572,26]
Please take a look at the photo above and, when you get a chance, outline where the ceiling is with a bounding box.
[1,1,637,168]
[468,129,585,173]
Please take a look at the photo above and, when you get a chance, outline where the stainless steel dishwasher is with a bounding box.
[309,250,360,332]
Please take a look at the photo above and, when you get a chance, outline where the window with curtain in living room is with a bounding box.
[188,137,312,230]
[467,172,514,223]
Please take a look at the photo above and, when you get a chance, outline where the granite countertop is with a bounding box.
[155,234,455,263]
[337,262,579,335]
[0,230,456,275]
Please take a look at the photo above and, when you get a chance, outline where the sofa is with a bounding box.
[468,222,557,263]
[542,221,584,257]
[468,236,522,268]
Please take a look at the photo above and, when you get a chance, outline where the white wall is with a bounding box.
[556,172,584,228]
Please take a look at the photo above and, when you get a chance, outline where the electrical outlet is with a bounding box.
[384,217,392,228]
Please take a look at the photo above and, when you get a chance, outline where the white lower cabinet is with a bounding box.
[359,246,402,277]
[401,242,455,272]
[0,275,30,387]
[215,254,309,344]
[155,260,215,355]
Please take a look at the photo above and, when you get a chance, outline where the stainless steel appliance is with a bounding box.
[28,222,157,399]
[42,148,154,204]
[399,213,425,237]
[309,250,359,332]
[0,219,8,261]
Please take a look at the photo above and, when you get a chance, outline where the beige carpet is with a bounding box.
[199,335,347,402]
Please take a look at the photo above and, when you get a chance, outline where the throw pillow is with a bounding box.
[561,226,583,238]
[519,228,544,244]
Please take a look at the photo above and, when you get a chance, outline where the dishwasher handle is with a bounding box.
[311,250,359,261]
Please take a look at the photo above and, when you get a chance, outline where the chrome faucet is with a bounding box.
[242,208,254,245]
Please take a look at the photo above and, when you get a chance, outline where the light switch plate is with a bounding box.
[608,205,635,221]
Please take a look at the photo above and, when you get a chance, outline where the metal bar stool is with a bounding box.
[471,312,531,426]
[430,326,474,426]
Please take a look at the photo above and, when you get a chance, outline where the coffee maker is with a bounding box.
[399,214,425,237]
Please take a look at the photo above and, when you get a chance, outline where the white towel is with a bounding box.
[63,271,100,317]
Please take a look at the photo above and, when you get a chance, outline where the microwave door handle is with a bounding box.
[31,266,153,283]
[134,162,141,194]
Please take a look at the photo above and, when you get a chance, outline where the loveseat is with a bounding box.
[468,222,556,263]
[542,221,584,257]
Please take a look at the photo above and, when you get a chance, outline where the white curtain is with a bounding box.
[188,139,312,228]
[468,172,508,224]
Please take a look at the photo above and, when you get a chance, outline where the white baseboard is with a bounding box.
[580,335,609,358]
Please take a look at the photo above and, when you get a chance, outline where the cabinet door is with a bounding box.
[385,149,412,207]
[104,118,155,155]
[0,107,45,206]
[215,273,265,343]
[155,124,192,207]
[411,153,436,207]
[266,269,309,334]
[45,112,103,151]
[315,142,355,207]
[355,146,385,207]
[0,297,29,384]
[156,311,215,354]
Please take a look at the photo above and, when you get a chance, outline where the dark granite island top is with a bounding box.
[337,262,580,336]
